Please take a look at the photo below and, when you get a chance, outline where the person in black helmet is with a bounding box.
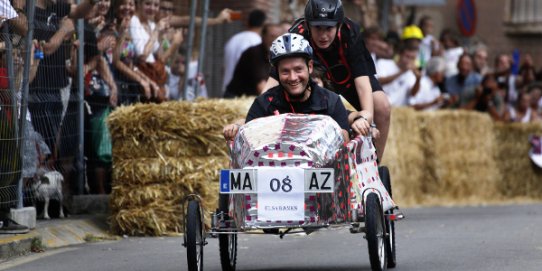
[223,33,350,141]
[265,0,391,160]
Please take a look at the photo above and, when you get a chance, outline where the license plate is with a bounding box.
[219,168,334,194]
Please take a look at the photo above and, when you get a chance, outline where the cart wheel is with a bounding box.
[365,193,386,271]
[186,200,204,271]
[218,194,237,271]
[379,166,396,268]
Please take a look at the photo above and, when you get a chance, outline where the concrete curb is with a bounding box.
[0,214,112,260]
[0,195,113,260]
[0,232,39,259]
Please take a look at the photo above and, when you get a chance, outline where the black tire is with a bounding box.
[186,200,204,271]
[218,194,237,271]
[379,166,396,268]
[365,193,386,271]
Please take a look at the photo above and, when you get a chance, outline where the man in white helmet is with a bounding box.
[223,33,350,141]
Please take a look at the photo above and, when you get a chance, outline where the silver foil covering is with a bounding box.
[220,114,396,231]
[231,114,345,169]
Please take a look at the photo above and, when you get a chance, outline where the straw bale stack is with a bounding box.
[493,122,542,198]
[416,110,501,205]
[381,107,426,206]
[108,98,254,236]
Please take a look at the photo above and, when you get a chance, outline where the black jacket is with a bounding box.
[246,80,350,130]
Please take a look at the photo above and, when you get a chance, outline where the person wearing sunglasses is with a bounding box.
[264,0,391,160]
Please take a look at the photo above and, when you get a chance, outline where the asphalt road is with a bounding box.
[2,204,542,271]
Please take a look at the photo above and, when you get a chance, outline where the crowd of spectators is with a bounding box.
[0,0,234,196]
[365,16,542,123]
[2,2,541,200]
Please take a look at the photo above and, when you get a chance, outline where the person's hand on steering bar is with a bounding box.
[223,123,240,141]
[349,112,372,136]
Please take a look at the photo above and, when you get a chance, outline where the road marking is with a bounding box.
[0,247,78,270]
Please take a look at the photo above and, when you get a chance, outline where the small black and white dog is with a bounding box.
[32,170,65,220]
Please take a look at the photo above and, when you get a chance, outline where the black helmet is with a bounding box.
[304,0,344,27]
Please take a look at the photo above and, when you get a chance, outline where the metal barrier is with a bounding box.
[0,0,85,212]
[0,0,217,211]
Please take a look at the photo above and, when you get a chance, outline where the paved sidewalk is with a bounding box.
[0,214,112,259]
[0,195,113,260]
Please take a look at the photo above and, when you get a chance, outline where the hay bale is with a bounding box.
[494,122,542,198]
[112,156,228,185]
[107,98,251,236]
[381,107,427,206]
[112,137,228,159]
[107,99,252,142]
[417,110,501,205]
[111,206,182,236]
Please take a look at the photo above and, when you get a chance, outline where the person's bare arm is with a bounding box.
[96,56,118,107]
[409,69,422,97]
[169,8,233,28]
[158,29,183,63]
[113,29,153,98]
[411,95,444,111]
[29,40,41,83]
[350,76,373,136]
[69,0,98,19]
[9,0,27,36]
[41,17,75,55]
[378,70,405,85]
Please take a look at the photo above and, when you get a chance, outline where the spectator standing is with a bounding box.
[409,57,449,111]
[112,0,157,105]
[518,54,537,87]
[363,26,394,63]
[222,9,266,94]
[503,91,539,123]
[129,0,169,102]
[527,83,542,119]
[494,53,519,106]
[81,0,117,194]
[376,45,421,107]
[418,16,440,69]
[440,29,464,78]
[445,53,482,108]
[400,25,424,69]
[30,0,98,164]
[156,0,184,100]
[167,49,186,100]
[223,23,284,98]
[183,49,209,101]
[468,74,506,121]
[472,44,490,76]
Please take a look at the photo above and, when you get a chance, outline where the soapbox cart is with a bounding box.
[183,114,403,271]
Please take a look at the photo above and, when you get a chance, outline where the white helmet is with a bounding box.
[269,33,313,66]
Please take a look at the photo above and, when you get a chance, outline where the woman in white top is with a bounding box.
[129,0,169,102]
[504,91,539,123]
